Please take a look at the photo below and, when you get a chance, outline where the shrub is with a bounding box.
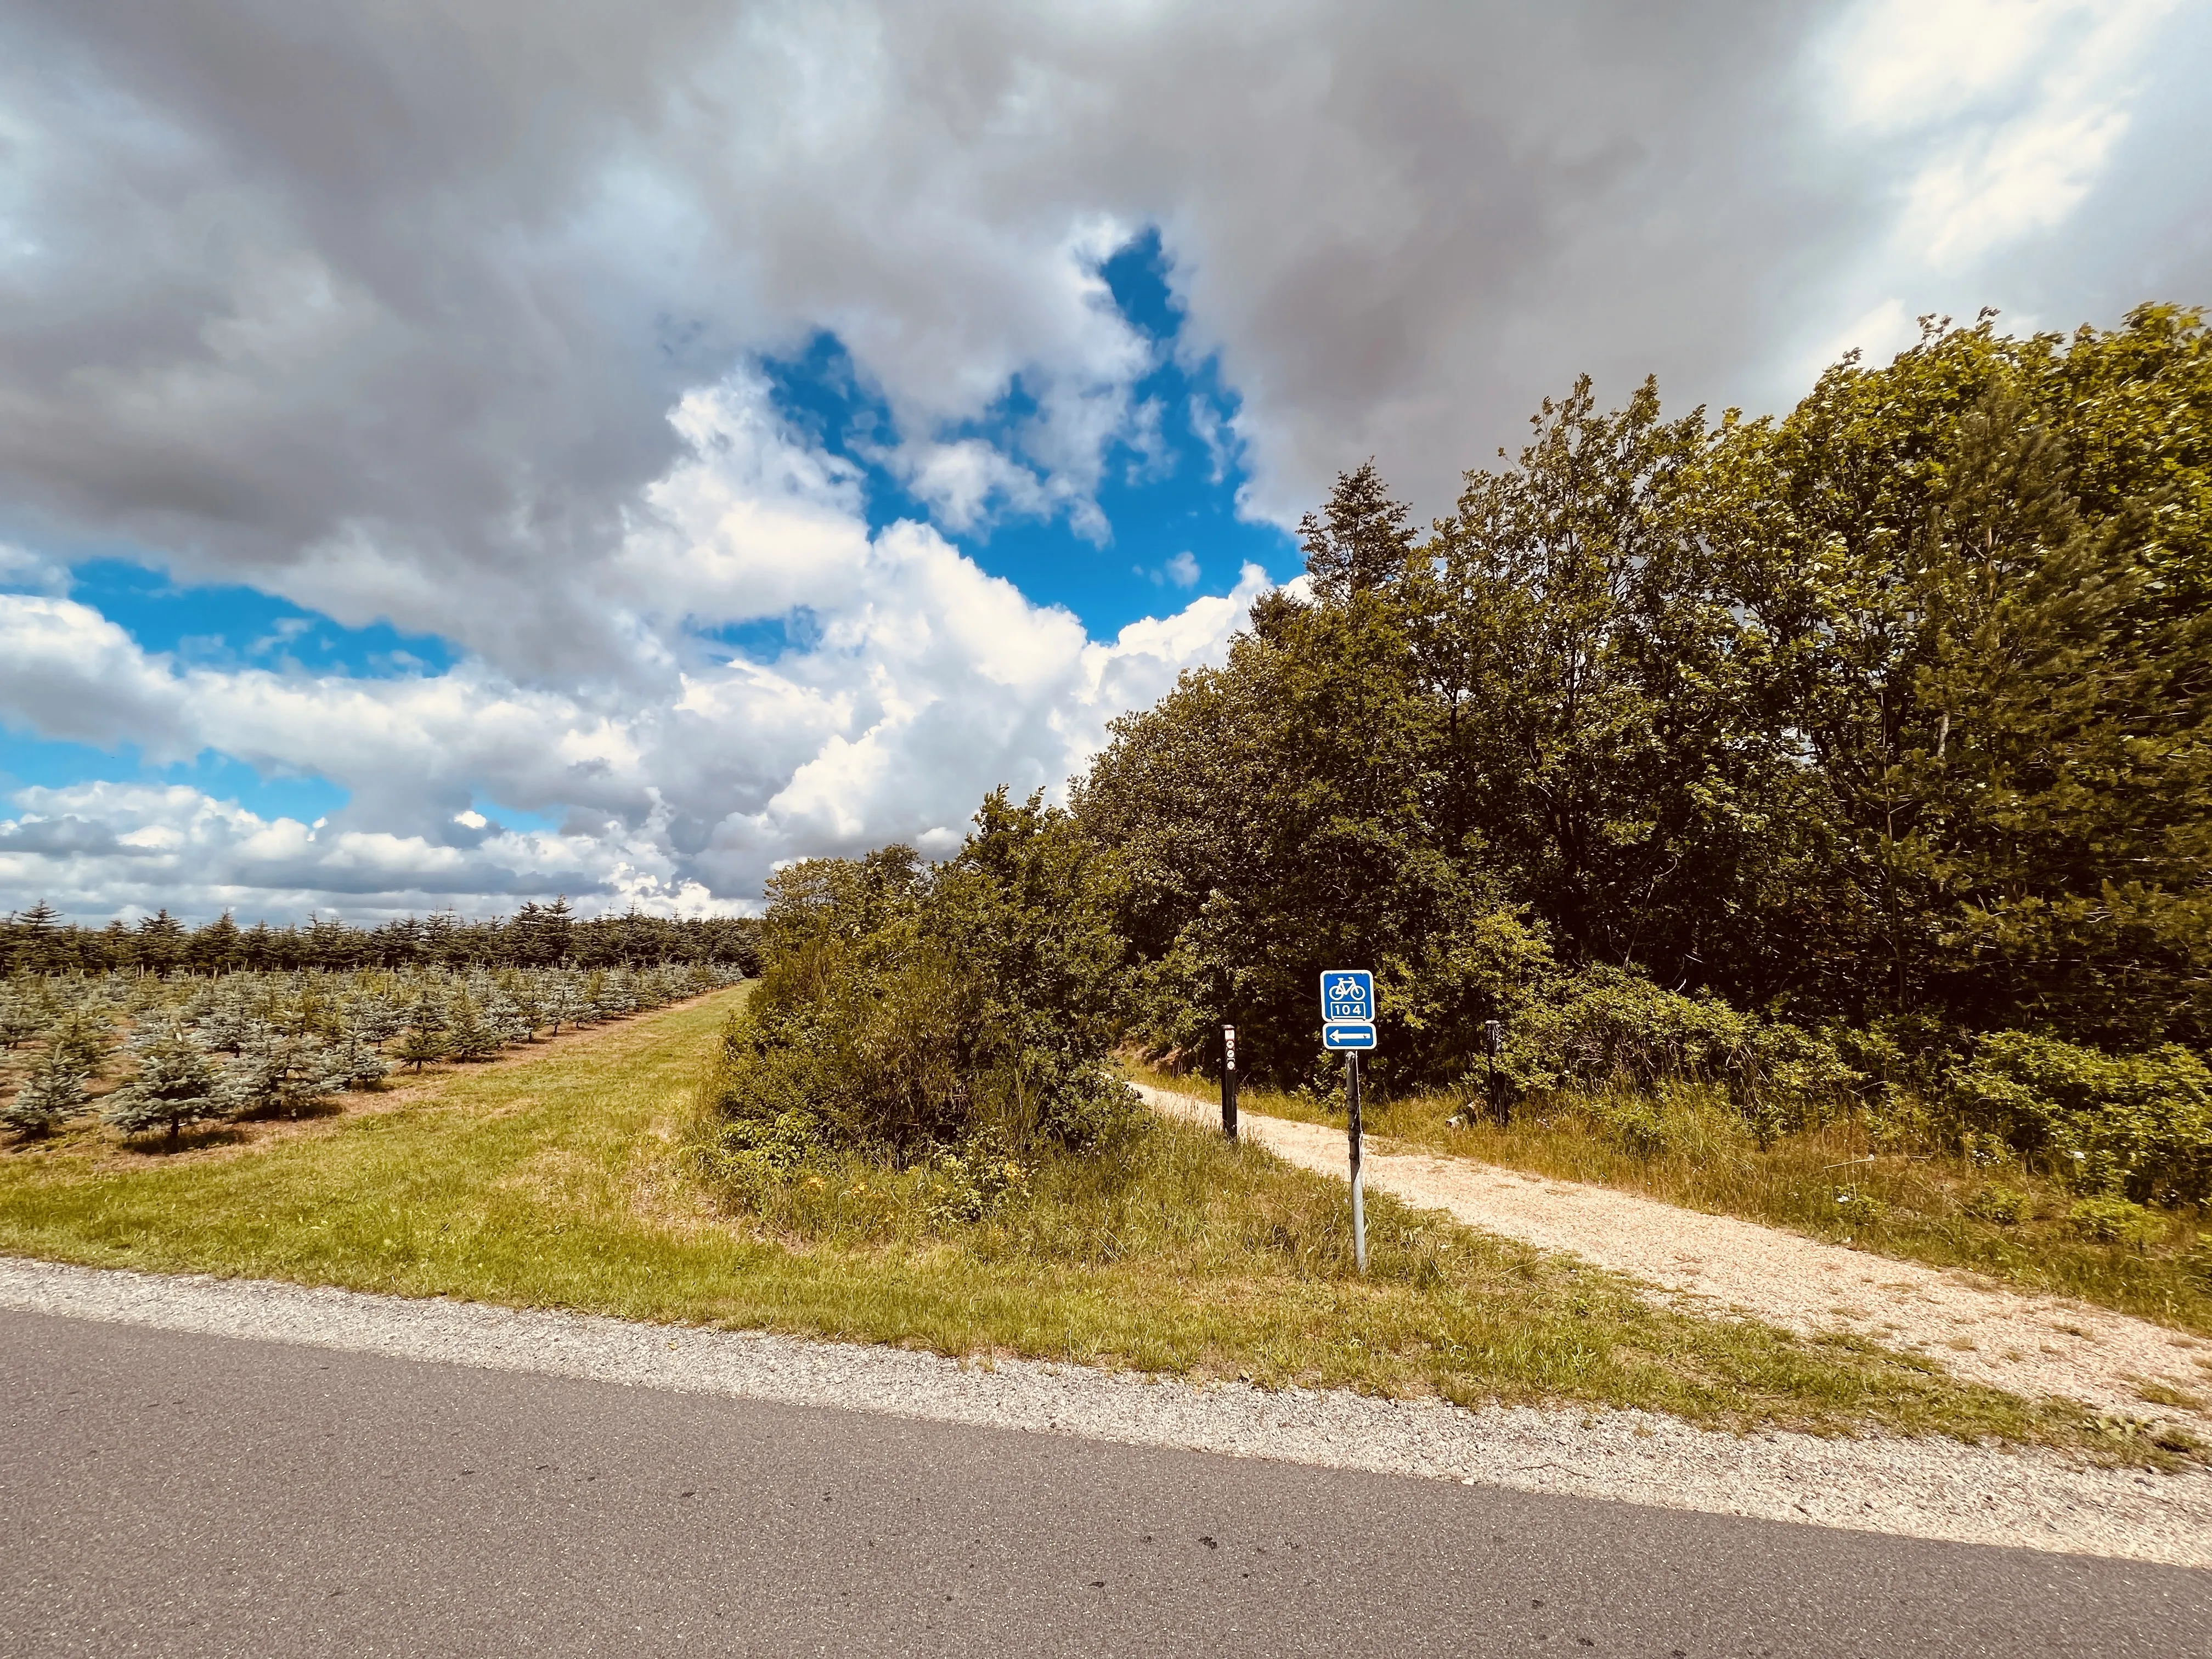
[1502,966,1855,1143]
[1963,1183,2033,1224]
[709,791,1142,1164]
[2066,1194,2169,1249]
[922,1149,1029,1225]
[1946,1032,2212,1206]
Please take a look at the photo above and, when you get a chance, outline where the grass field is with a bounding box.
[1125,1063,2212,1338]
[0,990,2175,1458]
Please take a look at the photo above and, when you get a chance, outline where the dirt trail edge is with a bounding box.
[1135,1084,2212,1427]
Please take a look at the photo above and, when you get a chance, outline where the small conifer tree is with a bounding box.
[3,1054,88,1136]
[0,988,48,1050]
[483,992,530,1047]
[544,981,588,1035]
[389,1028,449,1071]
[103,1022,225,1141]
[341,996,404,1045]
[321,1029,392,1092]
[222,1028,331,1119]
[43,1005,115,1076]
[195,999,255,1054]
[441,993,501,1062]
[508,984,546,1040]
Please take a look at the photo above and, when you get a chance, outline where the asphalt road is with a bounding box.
[1,1309,2205,1657]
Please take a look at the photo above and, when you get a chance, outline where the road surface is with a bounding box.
[2,1308,2204,1656]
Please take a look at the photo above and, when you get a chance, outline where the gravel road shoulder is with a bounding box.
[3,1254,2208,1570]
[1136,1084,2212,1429]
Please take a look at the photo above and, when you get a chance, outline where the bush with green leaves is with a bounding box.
[1962,1183,2034,1225]
[2065,1193,2170,1249]
[1495,967,1857,1144]
[1945,1032,2212,1205]
[709,791,1141,1164]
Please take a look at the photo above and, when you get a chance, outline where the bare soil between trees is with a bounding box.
[1136,1084,2212,1429]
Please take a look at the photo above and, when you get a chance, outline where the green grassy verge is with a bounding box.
[0,991,2173,1458]
[1127,1063,2212,1337]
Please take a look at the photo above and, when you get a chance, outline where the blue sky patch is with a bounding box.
[0,736,350,826]
[63,560,456,676]
[758,229,1295,635]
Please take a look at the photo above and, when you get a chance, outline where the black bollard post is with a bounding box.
[1221,1023,1239,1142]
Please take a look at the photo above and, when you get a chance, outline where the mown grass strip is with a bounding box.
[0,991,2154,1457]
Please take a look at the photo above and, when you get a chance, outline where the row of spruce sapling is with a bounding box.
[0,963,741,1141]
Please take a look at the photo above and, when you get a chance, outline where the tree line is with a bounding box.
[713,304,2210,1209]
[0,899,761,978]
[1077,304,2210,1087]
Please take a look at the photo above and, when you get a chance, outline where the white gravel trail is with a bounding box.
[1136,1084,2212,1426]
[3,1254,2208,1570]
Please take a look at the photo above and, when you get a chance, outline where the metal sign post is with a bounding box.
[1318,969,1376,1274]
[1221,1023,1239,1142]
[1346,1051,1367,1274]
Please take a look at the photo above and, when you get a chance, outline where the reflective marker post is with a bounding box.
[1221,1023,1239,1142]
[1483,1018,1506,1126]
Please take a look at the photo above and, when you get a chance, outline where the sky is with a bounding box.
[1,0,2208,925]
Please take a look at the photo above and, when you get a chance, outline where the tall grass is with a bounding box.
[1137,1062,2212,1334]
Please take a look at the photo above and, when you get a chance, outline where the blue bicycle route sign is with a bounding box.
[1319,969,1375,1024]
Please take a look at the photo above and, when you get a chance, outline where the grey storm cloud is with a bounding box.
[3,0,2201,672]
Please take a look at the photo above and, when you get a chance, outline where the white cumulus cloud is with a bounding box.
[0,375,1265,917]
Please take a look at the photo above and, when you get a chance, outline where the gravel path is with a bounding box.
[1137,1084,2212,1426]
[3,1254,2208,1571]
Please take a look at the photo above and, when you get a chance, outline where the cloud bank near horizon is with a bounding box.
[0,373,1267,918]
